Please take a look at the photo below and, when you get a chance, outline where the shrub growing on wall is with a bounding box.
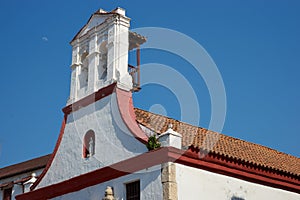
[146,135,161,151]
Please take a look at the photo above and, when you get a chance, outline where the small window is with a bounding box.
[3,187,12,200]
[126,180,140,200]
[83,130,95,158]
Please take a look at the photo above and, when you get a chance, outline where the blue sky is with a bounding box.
[0,0,299,167]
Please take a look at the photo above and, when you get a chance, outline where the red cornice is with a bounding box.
[186,148,299,184]
[62,83,148,143]
[16,148,172,200]
[180,149,300,193]
[17,147,300,200]
[20,84,299,198]
[31,83,117,190]
[30,114,67,191]
[62,83,117,115]
[30,83,148,191]
[116,88,148,143]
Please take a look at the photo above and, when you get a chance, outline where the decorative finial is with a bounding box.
[168,123,173,129]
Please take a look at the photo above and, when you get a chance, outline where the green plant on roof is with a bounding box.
[146,135,161,151]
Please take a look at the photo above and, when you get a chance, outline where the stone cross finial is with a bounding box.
[102,186,115,200]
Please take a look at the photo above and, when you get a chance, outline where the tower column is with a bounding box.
[87,33,100,94]
[68,45,80,104]
[107,13,132,91]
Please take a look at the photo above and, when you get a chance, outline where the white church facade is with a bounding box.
[0,8,299,200]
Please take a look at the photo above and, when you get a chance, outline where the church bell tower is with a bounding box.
[67,8,144,104]
[30,8,148,190]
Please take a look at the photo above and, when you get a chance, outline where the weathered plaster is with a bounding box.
[36,93,147,189]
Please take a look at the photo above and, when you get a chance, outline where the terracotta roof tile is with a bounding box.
[0,154,51,179]
[1,109,298,181]
[134,108,300,176]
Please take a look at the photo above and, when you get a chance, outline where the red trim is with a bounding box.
[185,148,299,185]
[30,84,148,190]
[62,83,116,115]
[179,149,300,193]
[116,88,148,143]
[17,147,299,200]
[0,182,13,189]
[22,83,299,198]
[31,84,117,190]
[16,148,172,200]
[30,114,67,190]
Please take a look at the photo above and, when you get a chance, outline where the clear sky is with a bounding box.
[0,0,299,168]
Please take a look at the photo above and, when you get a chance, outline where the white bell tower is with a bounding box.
[30,8,149,190]
[67,8,142,105]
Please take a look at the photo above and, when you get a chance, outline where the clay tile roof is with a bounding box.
[134,108,300,177]
[0,154,51,180]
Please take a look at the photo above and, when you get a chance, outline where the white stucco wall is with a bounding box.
[0,168,44,200]
[36,93,147,189]
[51,165,162,200]
[176,163,300,200]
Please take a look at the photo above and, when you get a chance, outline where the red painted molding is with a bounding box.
[30,84,148,191]
[30,114,67,190]
[184,148,299,185]
[176,149,300,194]
[17,147,299,200]
[20,83,299,198]
[62,83,117,115]
[16,148,171,200]
[62,83,148,144]
[116,88,148,144]
[31,84,116,190]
